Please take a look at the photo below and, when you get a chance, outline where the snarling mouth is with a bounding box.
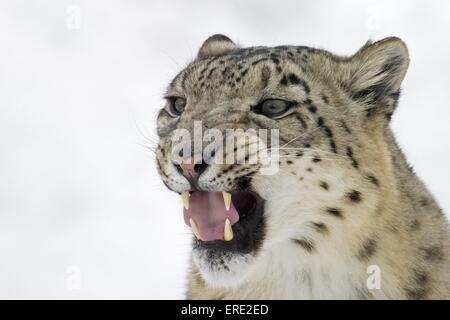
[182,190,265,253]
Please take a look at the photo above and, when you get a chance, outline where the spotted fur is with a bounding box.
[156,35,450,299]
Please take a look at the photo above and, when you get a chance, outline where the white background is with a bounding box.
[0,0,449,299]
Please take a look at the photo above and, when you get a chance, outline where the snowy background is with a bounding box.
[0,0,449,299]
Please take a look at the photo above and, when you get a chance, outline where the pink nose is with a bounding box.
[179,154,203,178]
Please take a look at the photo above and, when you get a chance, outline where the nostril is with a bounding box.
[175,154,208,180]
[194,162,208,175]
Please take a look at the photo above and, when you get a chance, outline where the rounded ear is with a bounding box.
[197,34,239,58]
[345,37,410,117]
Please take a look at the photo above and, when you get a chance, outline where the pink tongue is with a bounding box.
[183,192,239,241]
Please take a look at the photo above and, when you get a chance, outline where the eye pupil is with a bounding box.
[170,97,186,116]
[259,99,290,118]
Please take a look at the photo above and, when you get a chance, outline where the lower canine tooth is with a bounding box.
[189,218,201,240]
[182,192,189,209]
[222,192,231,210]
[224,218,234,241]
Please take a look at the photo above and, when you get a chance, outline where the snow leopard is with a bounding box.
[155,34,450,299]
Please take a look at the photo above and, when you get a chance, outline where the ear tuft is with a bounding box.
[348,37,409,114]
[197,34,239,58]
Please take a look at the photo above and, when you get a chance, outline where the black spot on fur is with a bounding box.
[420,245,444,262]
[207,67,216,79]
[325,207,343,218]
[306,167,313,172]
[317,117,324,127]
[300,80,310,94]
[296,46,308,54]
[270,57,280,64]
[270,53,280,61]
[347,190,362,203]
[357,238,377,260]
[324,127,333,138]
[288,73,300,84]
[346,146,359,168]
[330,139,337,153]
[321,94,329,104]
[251,58,268,66]
[390,90,401,103]
[311,222,329,234]
[312,156,321,163]
[307,104,317,113]
[404,269,429,300]
[341,121,352,134]
[420,198,429,207]
[367,175,380,187]
[295,113,308,129]
[292,238,315,252]
[290,74,311,94]
[286,160,293,165]
[222,165,235,174]
[386,112,394,121]
[319,181,329,190]
[280,75,288,86]
[323,126,333,138]
[261,66,271,88]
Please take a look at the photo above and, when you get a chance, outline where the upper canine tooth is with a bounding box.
[224,218,234,241]
[189,218,201,240]
[182,192,189,210]
[222,192,231,211]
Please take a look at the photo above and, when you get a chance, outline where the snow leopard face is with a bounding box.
[156,34,408,287]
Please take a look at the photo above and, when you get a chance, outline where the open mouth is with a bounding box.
[182,190,265,253]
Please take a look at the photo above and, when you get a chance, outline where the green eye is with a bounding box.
[258,99,291,118]
[168,97,186,116]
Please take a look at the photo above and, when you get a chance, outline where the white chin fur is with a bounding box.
[192,249,256,288]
